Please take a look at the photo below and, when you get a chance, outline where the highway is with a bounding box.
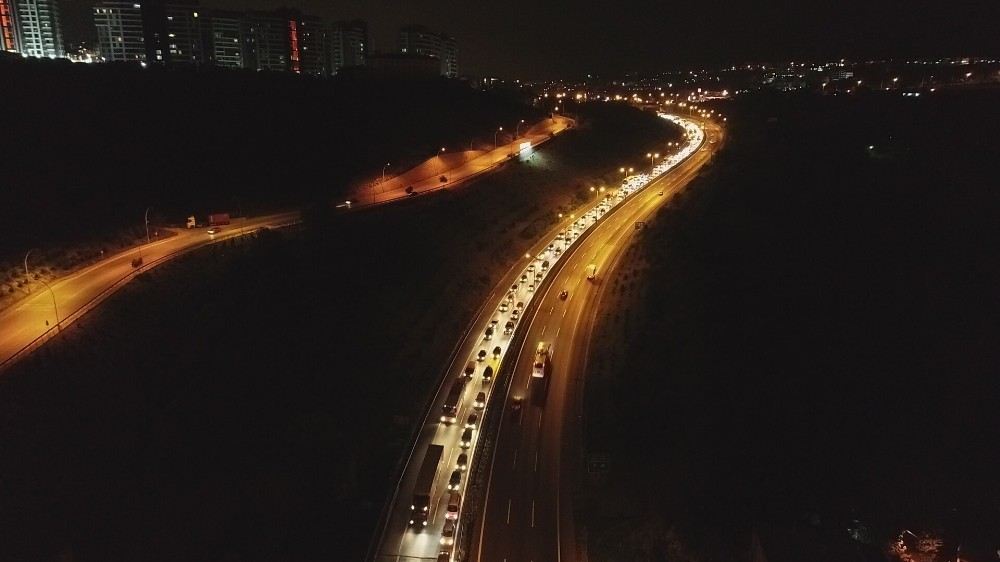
[0,211,299,371]
[358,115,575,206]
[371,114,722,562]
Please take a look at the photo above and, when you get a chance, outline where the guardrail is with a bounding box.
[0,220,300,374]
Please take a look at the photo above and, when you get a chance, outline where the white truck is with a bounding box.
[532,342,551,378]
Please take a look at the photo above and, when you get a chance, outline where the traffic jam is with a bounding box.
[408,114,705,562]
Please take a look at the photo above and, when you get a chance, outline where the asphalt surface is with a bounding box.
[0,212,299,370]
[473,119,724,562]
[371,114,722,562]
[360,116,574,206]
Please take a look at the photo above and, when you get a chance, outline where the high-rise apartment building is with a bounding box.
[93,1,144,62]
[244,9,324,75]
[438,33,457,78]
[243,10,287,71]
[295,13,325,75]
[328,19,365,74]
[0,0,18,51]
[398,24,457,78]
[205,9,242,68]
[162,1,201,64]
[14,0,62,57]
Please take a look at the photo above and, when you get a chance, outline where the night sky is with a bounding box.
[62,0,1000,79]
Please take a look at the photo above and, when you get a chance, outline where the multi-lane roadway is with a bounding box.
[371,114,723,562]
[0,212,299,370]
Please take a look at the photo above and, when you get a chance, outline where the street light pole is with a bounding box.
[494,126,503,150]
[144,206,151,245]
[515,119,525,139]
[38,278,60,332]
[376,162,390,204]
[24,248,35,278]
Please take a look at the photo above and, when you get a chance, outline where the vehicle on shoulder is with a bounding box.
[474,392,486,409]
[456,454,468,471]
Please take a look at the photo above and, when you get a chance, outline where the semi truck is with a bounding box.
[532,342,551,378]
[441,378,467,423]
[410,444,444,528]
[185,212,232,229]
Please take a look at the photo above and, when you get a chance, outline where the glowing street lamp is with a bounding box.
[647,152,660,167]
[494,126,503,150]
[515,119,526,138]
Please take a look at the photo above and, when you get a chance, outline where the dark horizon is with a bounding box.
[59,0,1000,79]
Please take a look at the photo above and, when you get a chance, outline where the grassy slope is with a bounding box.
[583,91,1000,562]
[0,103,680,561]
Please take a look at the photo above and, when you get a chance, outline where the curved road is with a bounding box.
[473,118,724,562]
[0,212,299,371]
[371,114,722,562]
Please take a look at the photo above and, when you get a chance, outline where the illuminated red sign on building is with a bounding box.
[288,20,300,73]
[0,0,16,52]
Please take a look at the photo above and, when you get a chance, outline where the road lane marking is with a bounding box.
[534,451,539,472]
[531,500,536,528]
[562,308,567,318]
[537,414,543,432]
[548,306,553,314]
[541,325,546,336]
[507,499,512,524]
[513,449,518,469]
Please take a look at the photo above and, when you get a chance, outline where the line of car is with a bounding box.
[415,115,705,562]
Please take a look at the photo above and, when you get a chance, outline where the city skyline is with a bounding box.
[53,0,1000,79]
